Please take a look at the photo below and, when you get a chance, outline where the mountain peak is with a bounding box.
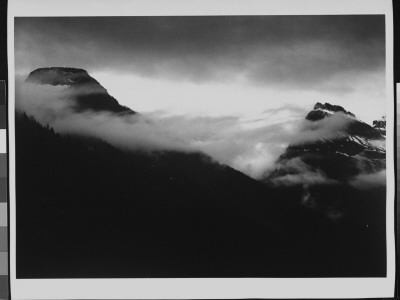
[314,102,355,117]
[265,101,385,190]
[25,67,135,115]
[26,67,98,86]
[306,102,355,121]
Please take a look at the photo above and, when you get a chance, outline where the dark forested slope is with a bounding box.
[15,113,386,278]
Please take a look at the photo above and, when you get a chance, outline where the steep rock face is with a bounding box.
[26,67,135,114]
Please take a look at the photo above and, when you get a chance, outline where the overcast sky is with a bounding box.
[15,15,386,123]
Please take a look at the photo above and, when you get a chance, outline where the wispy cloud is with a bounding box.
[349,170,386,190]
[268,157,338,186]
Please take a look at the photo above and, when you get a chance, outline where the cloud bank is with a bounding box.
[17,78,353,179]
[15,75,386,184]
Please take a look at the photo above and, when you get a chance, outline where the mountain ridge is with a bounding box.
[266,101,386,183]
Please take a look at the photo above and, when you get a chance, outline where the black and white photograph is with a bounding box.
[7,0,396,298]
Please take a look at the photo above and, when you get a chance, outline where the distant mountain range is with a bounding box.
[15,67,387,278]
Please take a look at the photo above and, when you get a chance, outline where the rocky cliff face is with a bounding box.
[26,67,135,114]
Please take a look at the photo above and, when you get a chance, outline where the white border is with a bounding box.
[0,130,6,153]
[0,81,6,154]
[7,0,395,298]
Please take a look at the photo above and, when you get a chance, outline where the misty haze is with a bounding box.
[14,15,387,278]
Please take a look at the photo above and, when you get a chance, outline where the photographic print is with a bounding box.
[12,14,389,279]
